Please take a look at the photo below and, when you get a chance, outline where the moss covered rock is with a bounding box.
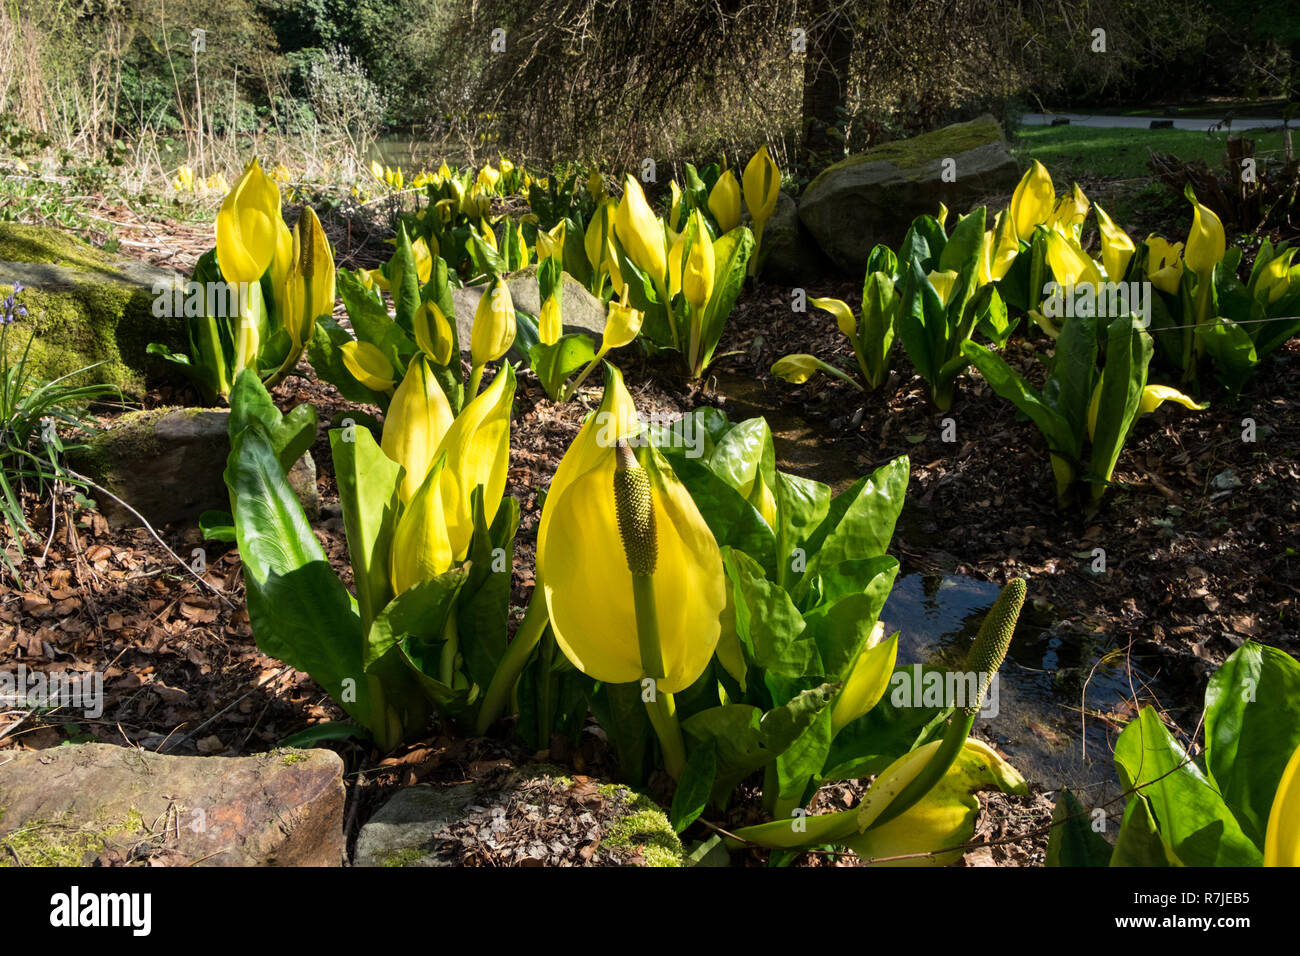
[798,115,1021,274]
[354,765,685,867]
[0,223,187,398]
[0,743,345,866]
[71,406,318,529]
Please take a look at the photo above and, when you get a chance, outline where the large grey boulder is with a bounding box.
[798,115,1021,275]
[0,743,345,866]
[72,407,317,528]
[452,265,607,361]
[0,223,186,398]
[758,192,832,282]
[355,766,684,867]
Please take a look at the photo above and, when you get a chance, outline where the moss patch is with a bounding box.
[377,845,429,868]
[601,786,684,867]
[1,280,183,399]
[0,223,116,276]
[807,117,1004,190]
[0,807,146,867]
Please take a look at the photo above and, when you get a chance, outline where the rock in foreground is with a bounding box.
[355,766,684,867]
[0,743,345,866]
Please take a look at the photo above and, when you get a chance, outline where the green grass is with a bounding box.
[1010,124,1292,235]
[1011,124,1290,183]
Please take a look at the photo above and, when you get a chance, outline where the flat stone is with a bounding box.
[0,223,187,398]
[354,767,684,867]
[0,743,345,866]
[798,115,1021,275]
[451,265,607,361]
[72,407,317,529]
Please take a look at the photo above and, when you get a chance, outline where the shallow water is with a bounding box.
[880,573,1154,804]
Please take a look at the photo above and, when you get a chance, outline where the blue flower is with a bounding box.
[1,281,28,325]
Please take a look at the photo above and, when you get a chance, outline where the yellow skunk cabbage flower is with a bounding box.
[539,295,562,346]
[936,202,949,230]
[341,340,397,392]
[1010,160,1054,243]
[1050,183,1089,235]
[434,364,516,560]
[847,738,1027,866]
[1185,193,1226,276]
[682,210,715,310]
[390,455,456,594]
[1087,382,1204,441]
[588,169,605,202]
[743,145,780,237]
[927,269,960,308]
[668,180,684,232]
[413,301,455,366]
[989,210,1019,281]
[172,166,195,192]
[476,164,501,193]
[811,297,857,337]
[540,365,724,691]
[1095,204,1135,282]
[536,220,565,264]
[1046,231,1103,290]
[616,176,668,282]
[1145,236,1185,294]
[282,207,335,350]
[1255,248,1298,304]
[586,199,617,279]
[382,355,455,503]
[1265,740,1300,866]
[216,159,285,284]
[831,622,898,735]
[771,354,824,383]
[709,169,741,234]
[370,160,385,182]
[471,276,516,367]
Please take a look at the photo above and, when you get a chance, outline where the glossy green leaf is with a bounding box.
[1113,706,1261,866]
[1045,788,1113,866]
[330,426,401,631]
[1204,641,1300,847]
[671,739,717,833]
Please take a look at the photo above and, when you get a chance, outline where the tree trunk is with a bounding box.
[800,1,853,165]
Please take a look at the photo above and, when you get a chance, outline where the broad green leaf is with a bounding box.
[772,687,837,809]
[390,223,421,333]
[309,319,391,409]
[528,334,596,401]
[1088,317,1151,497]
[670,739,717,833]
[1204,641,1300,847]
[774,471,830,589]
[1112,794,1180,867]
[699,227,755,369]
[457,492,520,692]
[331,427,401,631]
[1200,319,1257,394]
[799,559,898,677]
[226,425,369,725]
[794,456,908,600]
[1045,788,1114,866]
[591,680,652,785]
[963,341,1073,455]
[724,548,818,677]
[937,206,985,273]
[1042,311,1097,456]
[365,567,468,670]
[727,808,860,850]
[668,457,777,574]
[228,368,317,472]
[898,258,945,380]
[1113,707,1261,866]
